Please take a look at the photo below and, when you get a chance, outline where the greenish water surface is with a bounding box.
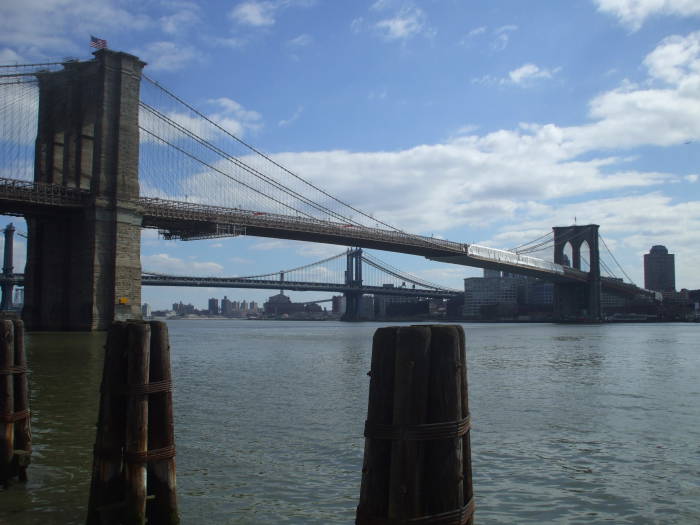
[0,321,698,524]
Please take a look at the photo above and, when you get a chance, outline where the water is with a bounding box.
[1,321,698,524]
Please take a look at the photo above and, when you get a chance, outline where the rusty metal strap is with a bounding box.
[364,416,471,441]
[127,379,172,395]
[0,409,29,422]
[125,445,176,463]
[0,366,27,375]
[357,498,475,525]
[101,379,173,395]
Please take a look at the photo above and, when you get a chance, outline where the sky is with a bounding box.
[1,0,699,310]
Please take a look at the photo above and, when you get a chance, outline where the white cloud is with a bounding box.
[230,1,276,26]
[594,0,700,31]
[375,6,428,40]
[0,1,150,57]
[508,63,560,85]
[139,96,261,146]
[160,4,200,35]
[287,34,313,47]
[142,253,224,275]
[0,48,24,64]
[134,41,202,72]
[492,24,517,51]
[643,31,700,84]
[472,63,560,86]
[278,106,303,127]
[685,174,699,182]
[229,0,316,28]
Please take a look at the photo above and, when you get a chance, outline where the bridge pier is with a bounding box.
[23,50,144,331]
[552,225,601,322]
[342,248,364,321]
[1,224,14,310]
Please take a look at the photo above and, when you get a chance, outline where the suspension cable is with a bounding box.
[142,74,406,234]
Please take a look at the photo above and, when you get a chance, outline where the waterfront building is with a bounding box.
[208,298,219,315]
[221,296,233,316]
[264,292,305,316]
[644,245,675,292]
[332,295,345,315]
[463,276,518,319]
[141,303,152,318]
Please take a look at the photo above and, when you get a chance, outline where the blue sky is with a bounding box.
[1,0,700,310]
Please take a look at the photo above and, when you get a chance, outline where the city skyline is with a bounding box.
[1,1,699,310]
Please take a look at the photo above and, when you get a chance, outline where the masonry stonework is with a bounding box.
[24,50,144,330]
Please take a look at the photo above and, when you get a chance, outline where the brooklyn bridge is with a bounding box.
[0,50,653,330]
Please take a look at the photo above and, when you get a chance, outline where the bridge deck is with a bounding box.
[0,179,652,295]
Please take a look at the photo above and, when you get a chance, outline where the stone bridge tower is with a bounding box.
[342,248,363,321]
[552,224,601,321]
[23,50,144,330]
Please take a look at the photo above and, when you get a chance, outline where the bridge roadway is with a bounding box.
[141,274,460,298]
[3,273,459,298]
[0,177,647,297]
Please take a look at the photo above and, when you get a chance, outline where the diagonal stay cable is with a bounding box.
[142,74,406,234]
[140,102,361,226]
[139,126,320,221]
[600,235,635,284]
[362,252,459,291]
[510,231,553,252]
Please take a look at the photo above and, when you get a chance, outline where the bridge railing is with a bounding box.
[0,176,88,207]
[139,196,471,254]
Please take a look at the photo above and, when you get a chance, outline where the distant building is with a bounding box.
[141,303,152,318]
[463,276,518,319]
[264,292,305,315]
[208,298,219,315]
[644,245,675,292]
[332,295,346,315]
[221,296,233,316]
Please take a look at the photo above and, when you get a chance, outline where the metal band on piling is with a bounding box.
[124,445,176,464]
[357,498,475,525]
[0,366,27,375]
[0,409,29,422]
[364,416,471,441]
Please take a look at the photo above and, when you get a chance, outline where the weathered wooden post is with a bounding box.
[357,325,475,524]
[124,322,150,524]
[146,322,179,525]
[0,319,31,487]
[0,320,14,488]
[87,320,179,524]
[12,320,31,482]
[87,322,128,524]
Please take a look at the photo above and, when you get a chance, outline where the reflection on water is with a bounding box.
[0,331,105,524]
[0,322,698,524]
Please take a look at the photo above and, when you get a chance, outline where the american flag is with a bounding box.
[90,35,107,49]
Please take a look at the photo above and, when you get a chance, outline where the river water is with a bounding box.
[0,321,698,524]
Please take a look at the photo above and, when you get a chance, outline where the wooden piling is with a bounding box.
[87,320,179,524]
[357,325,475,524]
[0,320,14,488]
[146,321,179,525]
[12,320,30,483]
[87,322,128,524]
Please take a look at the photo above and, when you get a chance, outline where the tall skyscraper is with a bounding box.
[644,245,675,292]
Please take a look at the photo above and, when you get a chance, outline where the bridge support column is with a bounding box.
[552,225,601,322]
[1,224,14,310]
[342,248,364,321]
[23,50,144,331]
